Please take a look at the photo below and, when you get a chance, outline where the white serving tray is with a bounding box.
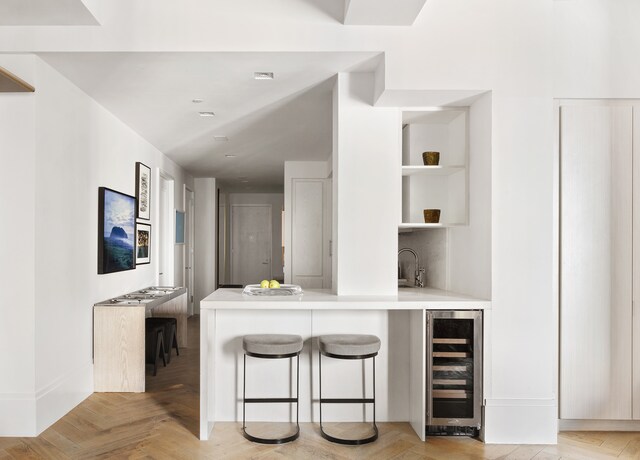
[242,284,303,296]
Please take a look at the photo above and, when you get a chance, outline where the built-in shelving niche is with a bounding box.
[401,109,468,228]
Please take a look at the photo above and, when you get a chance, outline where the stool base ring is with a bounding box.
[319,424,378,446]
[242,426,300,445]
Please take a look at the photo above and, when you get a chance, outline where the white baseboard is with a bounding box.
[559,419,640,431]
[35,362,93,435]
[483,398,557,444]
[0,394,37,436]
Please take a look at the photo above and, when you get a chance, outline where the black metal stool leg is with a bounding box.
[318,352,379,445]
[242,352,301,445]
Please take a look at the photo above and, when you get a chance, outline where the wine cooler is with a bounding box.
[426,310,482,436]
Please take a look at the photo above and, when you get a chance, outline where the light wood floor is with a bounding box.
[1,316,640,459]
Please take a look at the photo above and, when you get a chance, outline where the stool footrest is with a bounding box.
[320,398,375,404]
[320,424,379,446]
[243,426,300,445]
[244,398,298,404]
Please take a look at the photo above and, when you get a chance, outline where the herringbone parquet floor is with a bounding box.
[1,316,640,459]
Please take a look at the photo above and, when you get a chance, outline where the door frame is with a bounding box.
[158,170,175,286]
[229,204,273,285]
[184,185,195,315]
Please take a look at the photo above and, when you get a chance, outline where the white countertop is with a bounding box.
[200,287,490,310]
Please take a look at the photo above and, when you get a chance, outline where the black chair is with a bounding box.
[145,320,166,376]
[146,317,179,363]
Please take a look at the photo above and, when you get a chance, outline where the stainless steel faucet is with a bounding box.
[398,247,425,288]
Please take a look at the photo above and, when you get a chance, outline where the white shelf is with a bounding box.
[401,165,465,176]
[399,223,465,230]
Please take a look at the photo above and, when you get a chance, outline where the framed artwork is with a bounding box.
[175,210,185,244]
[98,187,136,274]
[135,162,151,220]
[135,223,151,265]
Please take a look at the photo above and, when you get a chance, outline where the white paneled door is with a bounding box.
[291,178,332,289]
[560,104,633,420]
[230,204,272,286]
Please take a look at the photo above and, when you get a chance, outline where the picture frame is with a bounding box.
[175,210,185,244]
[135,223,151,265]
[98,187,136,274]
[135,162,151,220]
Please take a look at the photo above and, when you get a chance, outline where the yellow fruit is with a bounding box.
[269,280,280,289]
[260,280,270,288]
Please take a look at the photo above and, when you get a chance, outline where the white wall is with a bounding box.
[194,178,216,313]
[0,55,37,436]
[333,73,400,296]
[448,93,492,300]
[0,55,193,436]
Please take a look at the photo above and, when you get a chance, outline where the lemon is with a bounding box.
[260,280,270,288]
[269,280,280,289]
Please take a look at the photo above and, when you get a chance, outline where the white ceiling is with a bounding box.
[0,0,98,25]
[39,52,381,191]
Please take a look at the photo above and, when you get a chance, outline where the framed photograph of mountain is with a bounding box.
[98,187,136,274]
[135,162,151,220]
[136,223,151,265]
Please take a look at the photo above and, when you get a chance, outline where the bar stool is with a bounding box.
[146,317,179,363]
[242,334,303,444]
[318,334,381,445]
[145,319,166,376]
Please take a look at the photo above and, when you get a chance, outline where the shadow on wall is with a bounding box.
[297,0,345,23]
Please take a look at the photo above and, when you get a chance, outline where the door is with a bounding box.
[185,188,195,315]
[289,178,332,289]
[230,205,272,286]
[560,104,633,419]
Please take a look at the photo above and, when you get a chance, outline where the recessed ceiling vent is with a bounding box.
[254,72,274,80]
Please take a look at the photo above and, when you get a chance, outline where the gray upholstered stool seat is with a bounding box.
[243,334,303,356]
[318,334,381,357]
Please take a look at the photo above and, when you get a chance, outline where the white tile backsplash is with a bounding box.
[398,229,447,290]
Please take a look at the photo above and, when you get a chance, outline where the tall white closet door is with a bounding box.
[290,178,332,289]
[560,105,633,420]
[633,110,640,419]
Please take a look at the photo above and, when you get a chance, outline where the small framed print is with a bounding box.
[175,210,185,244]
[135,162,151,220]
[136,223,151,265]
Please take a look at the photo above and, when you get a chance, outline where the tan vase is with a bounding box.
[423,209,441,223]
[422,151,440,166]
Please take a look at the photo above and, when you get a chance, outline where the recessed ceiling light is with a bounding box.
[225,154,236,158]
[214,136,229,142]
[199,111,215,117]
[240,180,249,183]
[254,72,274,80]
[192,98,204,103]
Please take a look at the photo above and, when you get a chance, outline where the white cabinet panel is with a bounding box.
[560,105,633,420]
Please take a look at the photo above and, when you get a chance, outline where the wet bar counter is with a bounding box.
[199,288,489,440]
